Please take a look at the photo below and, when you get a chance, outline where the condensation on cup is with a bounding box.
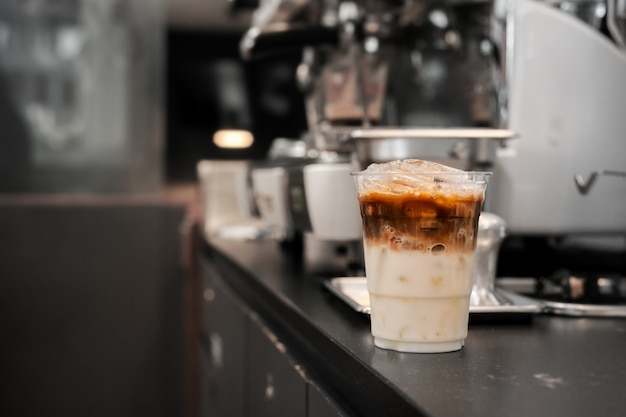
[352,159,491,353]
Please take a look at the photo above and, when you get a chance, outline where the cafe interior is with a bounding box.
[1,1,625,417]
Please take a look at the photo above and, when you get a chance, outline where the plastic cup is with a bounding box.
[352,162,491,353]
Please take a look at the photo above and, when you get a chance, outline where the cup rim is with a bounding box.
[350,170,492,175]
[350,170,493,181]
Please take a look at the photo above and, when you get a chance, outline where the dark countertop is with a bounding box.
[203,238,626,417]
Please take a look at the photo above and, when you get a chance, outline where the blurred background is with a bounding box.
[166,0,307,182]
[0,2,270,417]
[0,0,306,193]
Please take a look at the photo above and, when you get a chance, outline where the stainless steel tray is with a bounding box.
[323,277,543,317]
[496,277,626,318]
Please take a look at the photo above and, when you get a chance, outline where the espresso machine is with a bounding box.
[240,0,510,267]
[489,0,626,235]
[235,0,626,315]
[486,0,626,315]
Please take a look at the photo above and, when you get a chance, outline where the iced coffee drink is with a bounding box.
[352,160,490,353]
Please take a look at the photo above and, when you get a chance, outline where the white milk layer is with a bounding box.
[364,242,476,346]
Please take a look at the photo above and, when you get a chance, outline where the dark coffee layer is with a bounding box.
[358,191,484,253]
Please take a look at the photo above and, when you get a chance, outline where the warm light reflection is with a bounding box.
[213,129,254,149]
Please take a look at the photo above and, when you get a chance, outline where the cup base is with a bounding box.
[374,337,464,353]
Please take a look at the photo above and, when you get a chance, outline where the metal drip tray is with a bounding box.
[324,277,626,319]
[497,277,626,318]
[323,277,543,321]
